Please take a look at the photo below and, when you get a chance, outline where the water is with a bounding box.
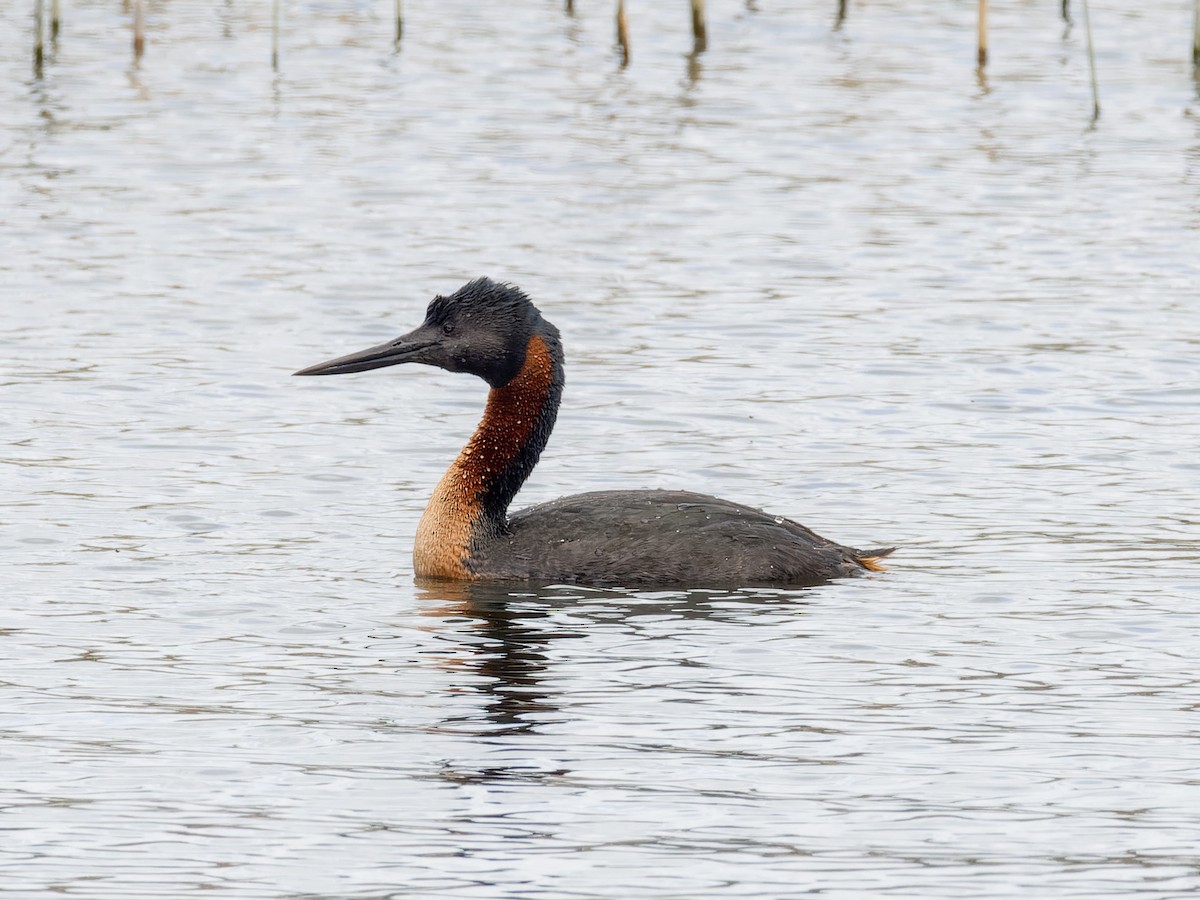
[4,1,1200,897]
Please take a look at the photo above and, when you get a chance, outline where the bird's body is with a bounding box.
[295,279,892,586]
[476,490,885,585]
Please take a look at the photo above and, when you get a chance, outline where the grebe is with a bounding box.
[295,278,893,585]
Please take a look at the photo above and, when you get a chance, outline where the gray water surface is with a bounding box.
[4,1,1200,897]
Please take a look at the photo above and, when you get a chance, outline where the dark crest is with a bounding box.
[425,278,536,330]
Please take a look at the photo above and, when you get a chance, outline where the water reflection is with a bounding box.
[416,579,817,740]
[683,50,704,90]
[417,580,565,738]
[415,578,819,801]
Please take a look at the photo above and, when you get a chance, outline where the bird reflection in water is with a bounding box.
[415,580,571,739]
[414,580,817,742]
[413,581,817,789]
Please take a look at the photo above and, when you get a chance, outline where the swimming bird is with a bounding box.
[295,278,893,585]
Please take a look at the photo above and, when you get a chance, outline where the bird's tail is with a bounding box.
[856,547,896,572]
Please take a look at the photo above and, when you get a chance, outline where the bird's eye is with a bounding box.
[442,322,455,336]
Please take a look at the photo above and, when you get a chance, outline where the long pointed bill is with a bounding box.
[293,331,439,376]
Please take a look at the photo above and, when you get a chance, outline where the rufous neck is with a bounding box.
[413,332,562,579]
[459,332,562,526]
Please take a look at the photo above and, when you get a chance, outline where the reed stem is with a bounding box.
[272,0,281,69]
[977,0,988,67]
[616,0,629,67]
[1193,0,1199,66]
[34,0,45,74]
[690,0,707,53]
[835,0,847,30]
[133,0,145,59]
[1080,0,1100,120]
[50,0,61,41]
[394,0,403,43]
